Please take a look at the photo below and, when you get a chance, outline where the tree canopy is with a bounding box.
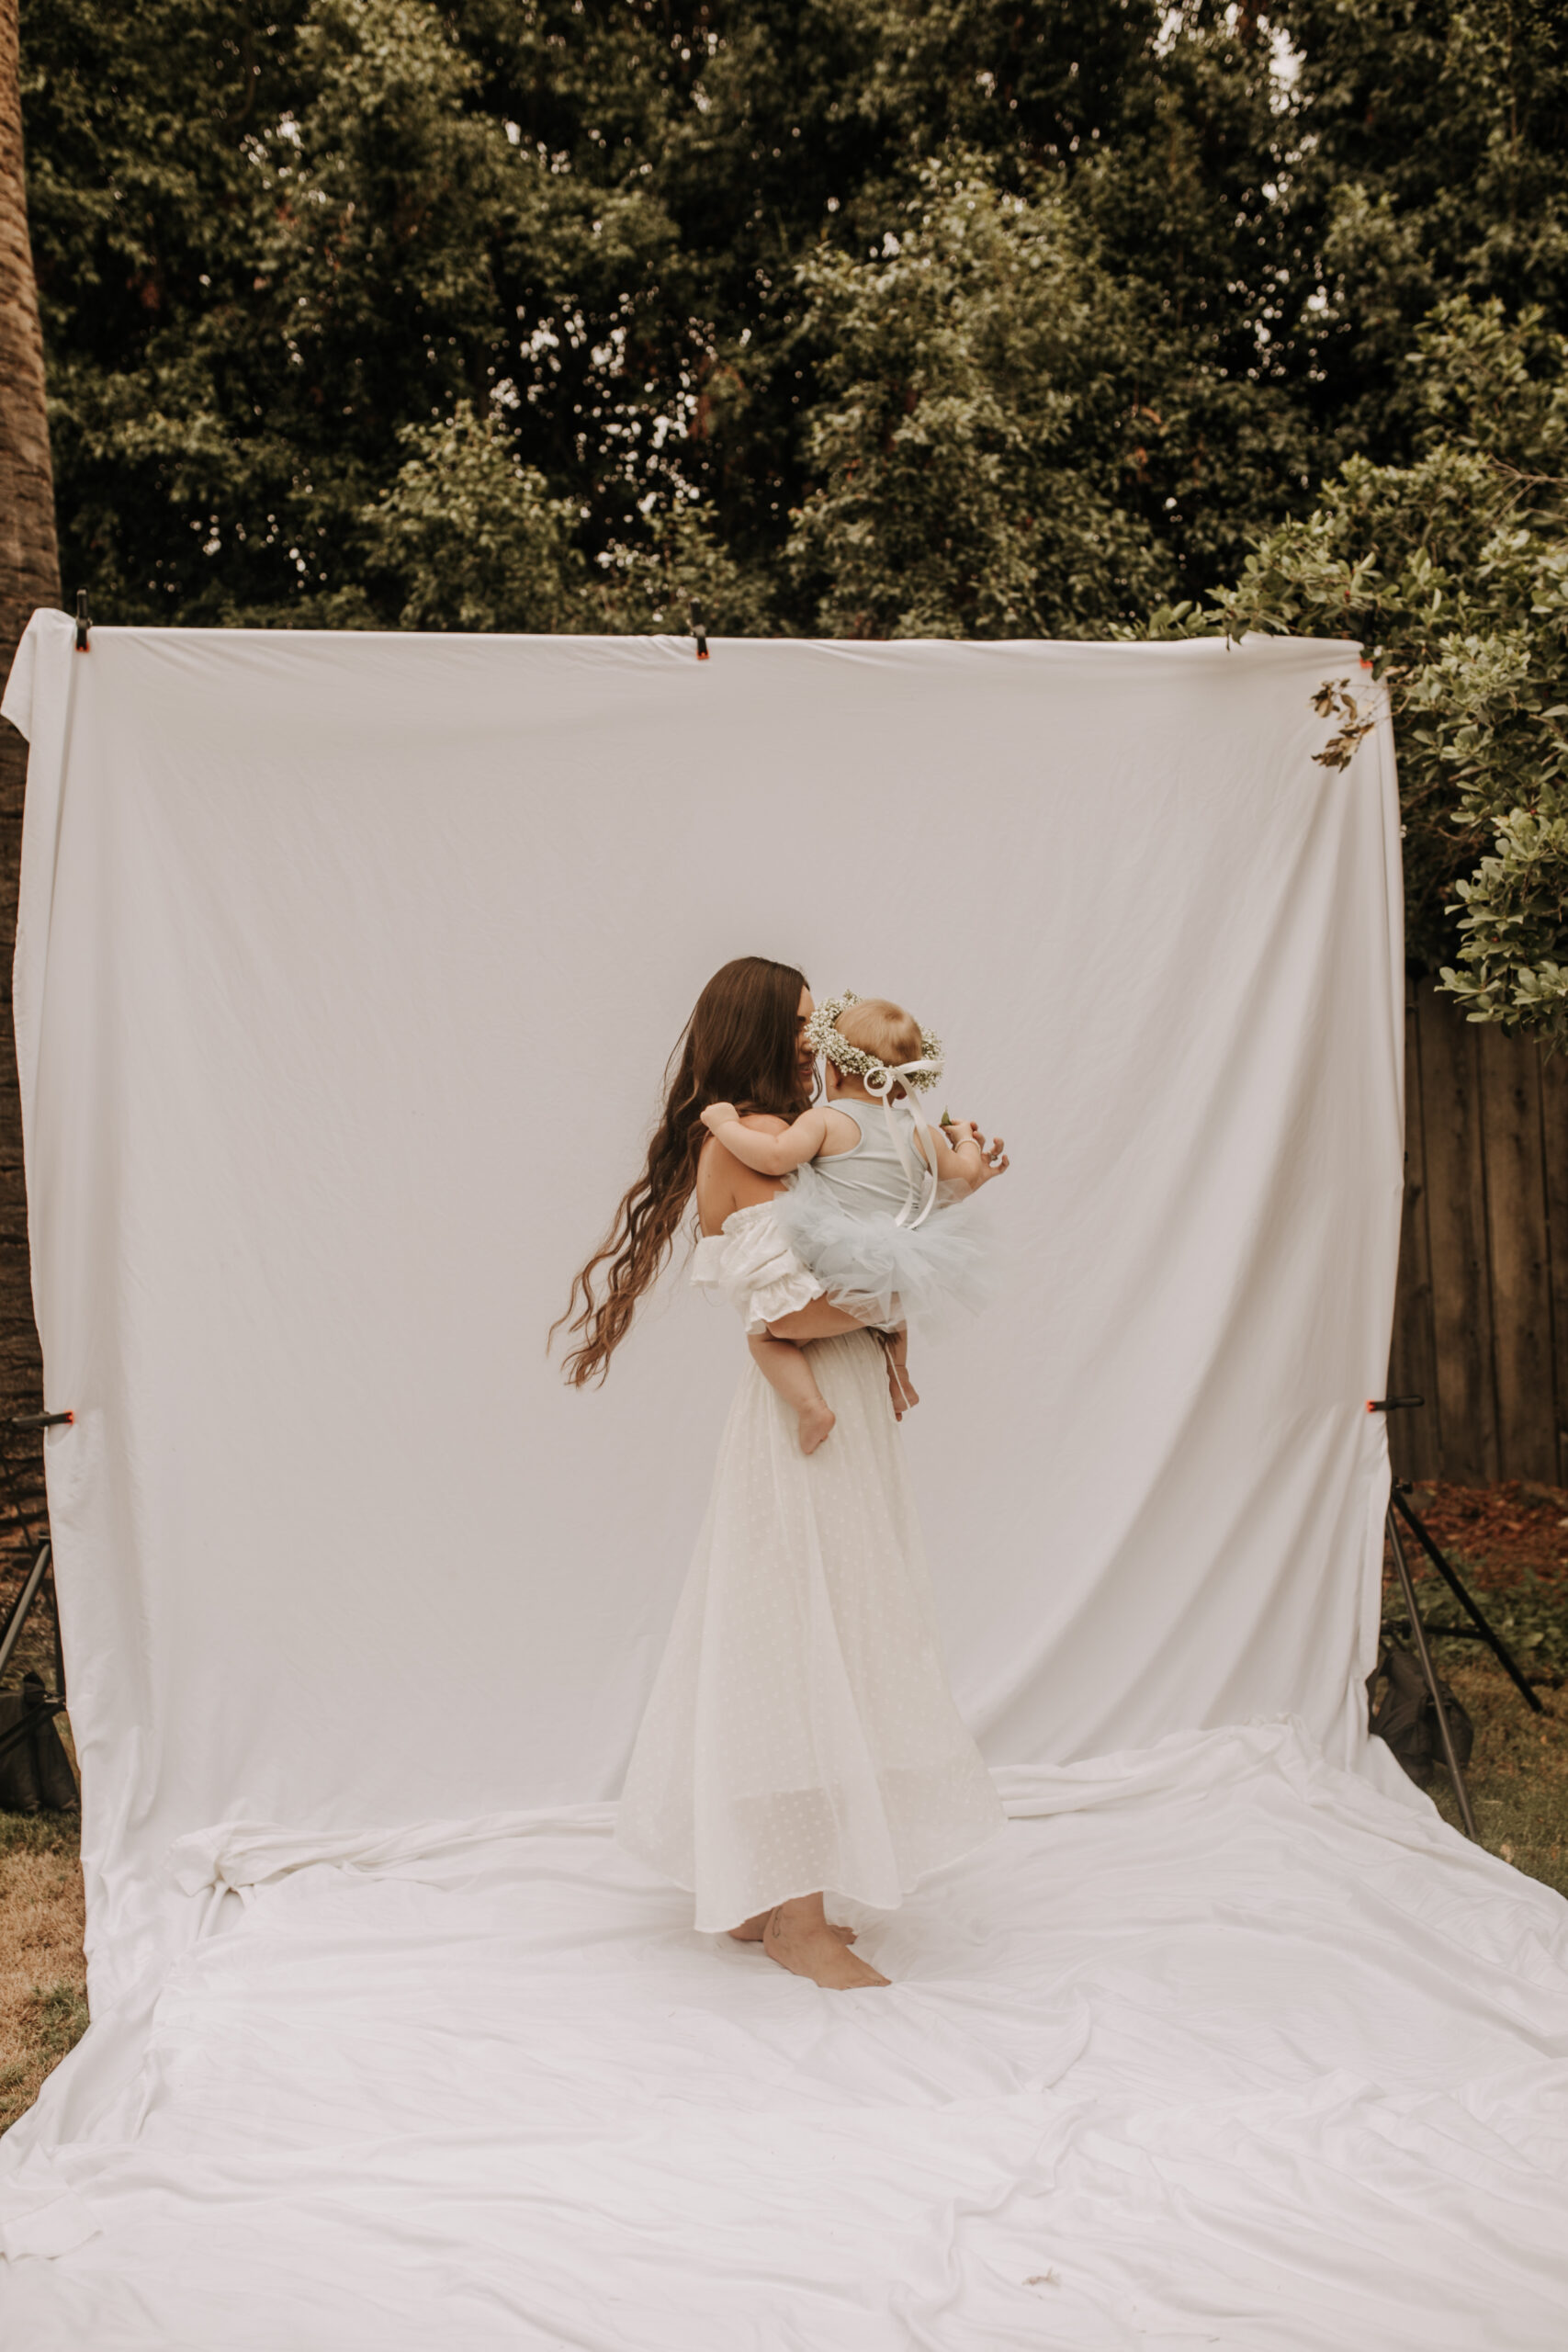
[17,0,1568,1017]
[1140,301,1568,1044]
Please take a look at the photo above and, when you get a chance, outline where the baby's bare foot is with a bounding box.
[797,1399,835,1454]
[763,1910,889,1990]
[728,1910,856,1945]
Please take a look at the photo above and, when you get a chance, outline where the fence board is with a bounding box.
[1478,1028,1557,1478]
[1387,979,1440,1482]
[1413,987,1499,1482]
[1540,1046,1568,1487]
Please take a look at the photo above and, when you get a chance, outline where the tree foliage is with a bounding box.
[786,163,1171,639]
[1138,303,1568,1039]
[359,401,583,631]
[17,0,1568,1023]
[13,0,1340,628]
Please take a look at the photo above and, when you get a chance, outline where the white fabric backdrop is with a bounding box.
[1,611,1402,1994]
[3,609,1562,2348]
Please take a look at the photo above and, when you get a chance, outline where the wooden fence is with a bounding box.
[1390,980,1568,1487]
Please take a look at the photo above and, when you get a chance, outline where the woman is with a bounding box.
[554,957,1004,1990]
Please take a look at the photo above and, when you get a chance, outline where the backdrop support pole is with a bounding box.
[0,1409,73,1705]
[1385,1507,1478,1839]
[0,1537,51,1682]
[1391,1482,1542,1713]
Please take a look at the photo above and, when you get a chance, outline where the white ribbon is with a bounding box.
[863,1057,944,1228]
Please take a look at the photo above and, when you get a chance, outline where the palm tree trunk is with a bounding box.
[0,0,57,1428]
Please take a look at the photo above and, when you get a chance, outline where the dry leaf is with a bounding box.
[1311,677,1376,771]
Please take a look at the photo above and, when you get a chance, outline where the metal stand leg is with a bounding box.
[0,1538,51,1682]
[1386,1507,1478,1839]
[0,1415,73,1787]
[1392,1486,1542,1713]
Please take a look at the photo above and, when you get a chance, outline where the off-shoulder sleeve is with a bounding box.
[692,1204,824,1336]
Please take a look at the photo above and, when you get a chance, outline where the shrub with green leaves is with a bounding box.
[1134,301,1568,1039]
[359,404,585,633]
[786,162,1170,640]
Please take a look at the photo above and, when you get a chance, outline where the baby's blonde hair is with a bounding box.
[834,998,924,1099]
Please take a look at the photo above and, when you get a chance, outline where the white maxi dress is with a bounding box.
[615,1203,1004,1931]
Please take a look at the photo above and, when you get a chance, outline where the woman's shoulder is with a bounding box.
[695,1127,784,1233]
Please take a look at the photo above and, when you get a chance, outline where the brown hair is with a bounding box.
[552,956,812,1386]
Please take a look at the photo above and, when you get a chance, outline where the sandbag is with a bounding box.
[0,1672,77,1814]
[1367,1640,1473,1789]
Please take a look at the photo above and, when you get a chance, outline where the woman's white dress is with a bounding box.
[615,1202,1003,1931]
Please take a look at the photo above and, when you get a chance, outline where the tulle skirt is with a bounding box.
[772,1164,997,1335]
[615,1329,1004,1930]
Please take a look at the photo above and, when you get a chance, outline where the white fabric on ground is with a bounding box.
[2,1725,1564,2348]
[615,1325,1005,1927]
[2,613,1562,2341]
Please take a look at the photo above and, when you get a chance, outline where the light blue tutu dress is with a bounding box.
[771,1096,996,1336]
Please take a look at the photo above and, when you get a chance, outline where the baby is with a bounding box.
[700,992,1008,1453]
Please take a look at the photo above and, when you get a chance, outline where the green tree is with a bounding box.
[358,401,583,631]
[1271,0,1568,460]
[1136,301,1568,1040]
[16,0,1568,650]
[10,0,1323,628]
[786,162,1170,638]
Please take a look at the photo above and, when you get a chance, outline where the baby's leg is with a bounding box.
[881,1326,919,1417]
[749,1333,836,1455]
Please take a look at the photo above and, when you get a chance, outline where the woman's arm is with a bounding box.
[700,1102,829,1178]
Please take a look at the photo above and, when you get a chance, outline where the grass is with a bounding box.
[1420,1657,1568,1895]
[0,1808,87,2135]
[0,1478,1563,2138]
[1389,1479,1568,1897]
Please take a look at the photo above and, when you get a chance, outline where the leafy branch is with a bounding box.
[1132,300,1568,1044]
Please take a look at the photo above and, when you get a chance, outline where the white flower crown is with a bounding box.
[805,990,944,1095]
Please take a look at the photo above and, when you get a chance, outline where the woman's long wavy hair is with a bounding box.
[552,956,813,1387]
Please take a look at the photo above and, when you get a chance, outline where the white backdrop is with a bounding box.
[1,609,1404,2000]
[6,613,1567,2352]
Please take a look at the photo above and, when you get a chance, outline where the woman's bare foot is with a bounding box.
[728,1908,856,1945]
[797,1399,835,1454]
[761,1896,889,1989]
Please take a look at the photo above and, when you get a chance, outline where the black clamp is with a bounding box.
[74,591,90,651]
[691,598,709,662]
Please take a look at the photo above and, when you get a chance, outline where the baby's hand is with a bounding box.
[700,1102,739,1136]
[944,1119,1010,1183]
[972,1133,1010,1184]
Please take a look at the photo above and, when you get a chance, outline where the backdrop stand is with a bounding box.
[1368,1395,1545,1843]
[1388,1479,1544,1713]
[1383,1501,1478,1838]
[0,1410,73,1775]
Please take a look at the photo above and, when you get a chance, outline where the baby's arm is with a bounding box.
[919,1118,1009,1192]
[700,1102,831,1177]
